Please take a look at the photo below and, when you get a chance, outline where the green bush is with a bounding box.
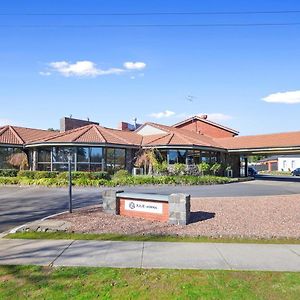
[198,162,211,175]
[17,170,58,179]
[0,177,19,184]
[173,163,186,175]
[153,161,168,175]
[0,169,18,177]
[210,163,222,176]
[112,170,131,179]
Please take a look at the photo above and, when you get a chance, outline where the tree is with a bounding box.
[135,148,159,175]
[8,152,28,170]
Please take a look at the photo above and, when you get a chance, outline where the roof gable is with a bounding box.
[173,116,239,135]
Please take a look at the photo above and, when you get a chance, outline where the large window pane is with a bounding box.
[168,150,177,164]
[0,147,23,169]
[52,147,74,163]
[38,148,51,163]
[77,147,89,162]
[90,147,103,163]
[114,149,126,170]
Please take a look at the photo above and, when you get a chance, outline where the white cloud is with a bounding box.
[123,61,146,70]
[262,90,300,104]
[42,60,147,77]
[204,113,232,122]
[49,61,124,77]
[150,110,176,119]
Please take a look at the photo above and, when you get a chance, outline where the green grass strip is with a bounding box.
[5,231,300,244]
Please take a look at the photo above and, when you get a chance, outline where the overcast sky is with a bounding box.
[1,0,300,135]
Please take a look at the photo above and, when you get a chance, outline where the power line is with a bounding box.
[1,10,300,16]
[0,23,300,28]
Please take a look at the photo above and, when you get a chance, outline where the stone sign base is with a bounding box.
[102,190,191,225]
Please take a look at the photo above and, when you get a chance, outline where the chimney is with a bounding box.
[60,117,99,132]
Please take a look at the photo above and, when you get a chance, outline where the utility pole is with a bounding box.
[67,152,73,213]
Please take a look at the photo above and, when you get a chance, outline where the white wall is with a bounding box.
[278,157,300,171]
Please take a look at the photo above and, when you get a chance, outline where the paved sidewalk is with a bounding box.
[0,239,300,272]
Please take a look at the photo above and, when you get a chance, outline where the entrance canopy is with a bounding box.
[216,131,300,155]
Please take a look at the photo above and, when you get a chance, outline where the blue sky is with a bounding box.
[1,0,300,135]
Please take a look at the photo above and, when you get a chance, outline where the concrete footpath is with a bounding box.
[0,239,300,272]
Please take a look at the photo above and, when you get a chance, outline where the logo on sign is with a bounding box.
[129,202,136,209]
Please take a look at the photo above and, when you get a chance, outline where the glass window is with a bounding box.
[38,148,51,163]
[201,151,211,163]
[168,150,177,164]
[52,164,74,172]
[106,148,115,170]
[77,164,90,171]
[90,164,102,172]
[114,149,126,170]
[52,147,74,163]
[0,147,23,169]
[168,150,187,164]
[90,147,103,163]
[177,150,187,164]
[105,148,126,172]
[77,147,89,162]
[37,163,51,171]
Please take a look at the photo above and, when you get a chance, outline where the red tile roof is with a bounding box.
[139,123,224,149]
[0,125,57,145]
[216,131,300,150]
[31,124,142,146]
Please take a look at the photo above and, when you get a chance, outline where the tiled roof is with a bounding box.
[0,125,57,145]
[32,124,142,146]
[140,123,224,149]
[173,115,239,135]
[216,131,300,150]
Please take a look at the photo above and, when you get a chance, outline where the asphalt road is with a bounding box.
[1,176,300,233]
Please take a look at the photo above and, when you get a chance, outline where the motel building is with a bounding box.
[1,115,300,177]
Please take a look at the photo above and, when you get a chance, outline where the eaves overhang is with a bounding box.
[141,144,227,152]
[25,142,141,149]
[227,146,300,154]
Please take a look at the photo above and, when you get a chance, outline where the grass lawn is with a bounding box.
[6,231,300,244]
[0,265,299,300]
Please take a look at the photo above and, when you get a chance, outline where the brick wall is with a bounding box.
[176,119,236,138]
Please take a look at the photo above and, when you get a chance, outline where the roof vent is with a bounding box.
[200,114,208,120]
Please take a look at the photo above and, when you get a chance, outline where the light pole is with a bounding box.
[67,152,73,213]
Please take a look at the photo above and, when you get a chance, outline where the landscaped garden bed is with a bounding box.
[0,169,245,187]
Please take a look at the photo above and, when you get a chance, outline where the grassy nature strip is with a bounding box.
[6,232,300,244]
[1,266,299,300]
[0,175,236,187]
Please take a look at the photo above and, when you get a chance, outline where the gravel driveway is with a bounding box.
[54,194,300,239]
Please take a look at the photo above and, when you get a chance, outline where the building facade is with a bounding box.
[1,115,300,177]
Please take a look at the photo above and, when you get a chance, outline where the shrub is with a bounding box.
[198,162,211,176]
[173,163,186,175]
[89,172,110,180]
[0,177,19,184]
[210,163,222,176]
[153,161,168,175]
[0,169,18,177]
[113,170,131,179]
[17,170,58,179]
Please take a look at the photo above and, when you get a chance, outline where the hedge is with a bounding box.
[0,169,18,177]
[0,174,236,187]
